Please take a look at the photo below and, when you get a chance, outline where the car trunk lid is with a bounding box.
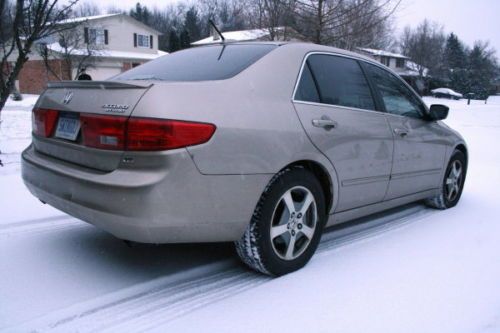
[32,80,152,172]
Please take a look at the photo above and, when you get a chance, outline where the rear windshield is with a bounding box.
[113,44,277,82]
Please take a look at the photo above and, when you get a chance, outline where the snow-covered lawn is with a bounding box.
[0,95,499,332]
[0,95,38,175]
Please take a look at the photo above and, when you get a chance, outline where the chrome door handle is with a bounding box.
[312,117,337,130]
[393,128,408,137]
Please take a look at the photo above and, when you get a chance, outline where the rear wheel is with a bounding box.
[426,150,467,209]
[235,167,326,276]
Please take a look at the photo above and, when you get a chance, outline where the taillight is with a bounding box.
[127,118,216,151]
[80,114,216,151]
[80,114,127,150]
[32,108,58,137]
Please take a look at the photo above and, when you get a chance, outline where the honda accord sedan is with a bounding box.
[22,42,467,276]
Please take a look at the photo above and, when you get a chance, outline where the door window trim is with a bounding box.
[292,51,430,118]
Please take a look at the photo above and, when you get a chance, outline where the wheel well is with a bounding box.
[286,160,333,214]
[455,144,468,165]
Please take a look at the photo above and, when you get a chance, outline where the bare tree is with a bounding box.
[0,0,79,113]
[38,26,101,81]
[400,19,446,78]
[293,0,401,48]
[246,0,296,40]
[73,1,101,17]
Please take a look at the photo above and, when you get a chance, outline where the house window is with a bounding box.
[89,28,105,45]
[137,34,150,48]
[396,58,405,68]
[380,56,391,67]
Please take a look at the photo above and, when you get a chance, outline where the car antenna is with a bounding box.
[209,19,225,43]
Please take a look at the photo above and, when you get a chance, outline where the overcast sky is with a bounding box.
[92,0,500,52]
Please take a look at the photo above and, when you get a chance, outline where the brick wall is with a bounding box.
[122,62,144,72]
[17,60,71,94]
[122,62,133,71]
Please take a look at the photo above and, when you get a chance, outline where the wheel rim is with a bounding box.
[445,160,463,202]
[270,186,318,261]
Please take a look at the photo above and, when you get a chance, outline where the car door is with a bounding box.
[362,63,447,200]
[293,53,394,212]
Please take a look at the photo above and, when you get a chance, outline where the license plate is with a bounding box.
[55,114,80,141]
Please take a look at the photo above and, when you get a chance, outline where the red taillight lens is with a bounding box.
[80,114,127,150]
[79,114,216,151]
[127,118,216,151]
[32,108,59,137]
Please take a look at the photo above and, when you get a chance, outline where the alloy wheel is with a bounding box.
[445,160,463,202]
[269,186,318,260]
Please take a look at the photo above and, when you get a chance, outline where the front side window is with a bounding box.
[295,54,375,110]
[364,63,426,119]
[137,34,150,48]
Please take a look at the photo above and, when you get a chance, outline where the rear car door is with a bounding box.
[293,53,394,212]
[362,63,447,199]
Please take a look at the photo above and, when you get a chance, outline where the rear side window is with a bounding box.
[113,44,277,82]
[295,63,320,103]
[295,54,375,110]
[364,63,426,119]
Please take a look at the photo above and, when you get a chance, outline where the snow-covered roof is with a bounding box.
[46,42,168,60]
[56,13,162,35]
[357,47,409,59]
[401,60,429,77]
[192,27,286,45]
[56,13,121,25]
[431,88,463,98]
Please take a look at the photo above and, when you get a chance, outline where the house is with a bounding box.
[7,13,167,94]
[192,27,302,46]
[356,47,427,93]
[493,77,500,95]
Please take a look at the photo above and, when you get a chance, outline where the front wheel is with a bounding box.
[426,150,467,209]
[235,167,326,276]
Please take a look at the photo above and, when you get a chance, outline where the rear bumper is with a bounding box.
[21,145,271,243]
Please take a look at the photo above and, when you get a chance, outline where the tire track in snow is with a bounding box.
[318,204,435,254]
[10,204,436,333]
[0,215,85,237]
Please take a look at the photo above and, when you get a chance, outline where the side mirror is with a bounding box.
[428,104,449,121]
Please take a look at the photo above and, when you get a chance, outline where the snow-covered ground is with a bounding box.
[0,95,500,332]
[0,95,38,175]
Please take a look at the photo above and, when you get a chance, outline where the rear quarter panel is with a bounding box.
[130,44,329,176]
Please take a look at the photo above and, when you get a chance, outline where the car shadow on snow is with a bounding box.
[38,202,430,285]
[44,224,239,282]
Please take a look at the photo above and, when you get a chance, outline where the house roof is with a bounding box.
[46,42,168,60]
[357,47,409,59]
[57,13,162,35]
[192,27,286,45]
[56,13,122,24]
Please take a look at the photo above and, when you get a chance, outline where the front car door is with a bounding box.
[362,63,448,200]
[293,53,394,212]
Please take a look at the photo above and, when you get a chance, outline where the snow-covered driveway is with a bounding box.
[1,96,499,332]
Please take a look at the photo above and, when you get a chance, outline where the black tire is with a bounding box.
[426,150,467,209]
[235,167,326,276]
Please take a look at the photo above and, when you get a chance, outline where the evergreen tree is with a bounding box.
[168,30,180,53]
[443,33,468,93]
[130,3,151,25]
[184,7,201,43]
[467,42,498,99]
[180,29,191,49]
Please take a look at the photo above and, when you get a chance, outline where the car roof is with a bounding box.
[194,41,378,65]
